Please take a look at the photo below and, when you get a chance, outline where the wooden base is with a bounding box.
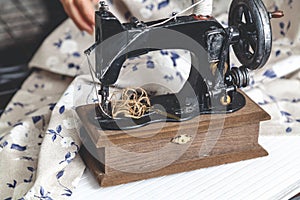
[76,92,270,187]
[80,144,267,187]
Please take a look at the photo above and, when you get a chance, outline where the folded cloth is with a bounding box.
[0,0,299,199]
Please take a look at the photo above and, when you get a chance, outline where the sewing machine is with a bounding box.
[76,0,283,187]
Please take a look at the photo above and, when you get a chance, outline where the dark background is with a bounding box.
[0,0,67,115]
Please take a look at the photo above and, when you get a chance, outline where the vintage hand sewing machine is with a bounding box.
[76,0,283,187]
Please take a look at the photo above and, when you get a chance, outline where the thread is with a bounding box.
[148,0,206,28]
[111,87,151,119]
[193,0,213,16]
[85,53,112,118]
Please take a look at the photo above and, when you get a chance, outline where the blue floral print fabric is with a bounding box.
[0,0,299,199]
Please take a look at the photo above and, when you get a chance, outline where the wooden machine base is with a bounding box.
[76,93,270,187]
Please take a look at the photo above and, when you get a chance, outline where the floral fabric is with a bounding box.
[0,0,299,199]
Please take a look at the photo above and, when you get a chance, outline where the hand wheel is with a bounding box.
[229,0,272,70]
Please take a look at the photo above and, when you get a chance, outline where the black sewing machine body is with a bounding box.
[87,0,279,130]
[76,1,283,187]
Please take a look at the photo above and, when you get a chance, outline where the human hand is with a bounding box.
[60,0,99,34]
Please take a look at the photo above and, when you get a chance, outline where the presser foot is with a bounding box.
[91,90,245,130]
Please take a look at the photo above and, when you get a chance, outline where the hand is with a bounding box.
[60,0,99,34]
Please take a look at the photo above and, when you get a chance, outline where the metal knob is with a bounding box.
[99,1,108,10]
[269,10,284,19]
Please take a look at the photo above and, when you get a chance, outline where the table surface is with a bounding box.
[73,136,300,200]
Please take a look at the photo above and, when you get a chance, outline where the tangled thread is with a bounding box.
[111,87,151,119]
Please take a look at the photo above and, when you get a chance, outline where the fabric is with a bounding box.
[0,0,299,199]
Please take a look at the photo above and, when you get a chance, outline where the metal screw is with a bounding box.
[99,1,108,10]
[99,1,106,7]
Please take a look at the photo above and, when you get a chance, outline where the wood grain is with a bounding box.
[77,92,270,187]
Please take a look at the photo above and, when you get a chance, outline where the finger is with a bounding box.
[74,0,95,26]
[60,0,93,34]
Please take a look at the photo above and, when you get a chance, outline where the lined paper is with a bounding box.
[73,136,300,200]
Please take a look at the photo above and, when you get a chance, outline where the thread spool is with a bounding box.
[193,0,213,17]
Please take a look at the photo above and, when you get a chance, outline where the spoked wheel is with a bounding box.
[229,0,272,70]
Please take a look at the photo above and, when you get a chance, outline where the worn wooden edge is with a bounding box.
[80,143,268,187]
[76,92,271,148]
[80,145,105,184]
[76,104,99,146]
